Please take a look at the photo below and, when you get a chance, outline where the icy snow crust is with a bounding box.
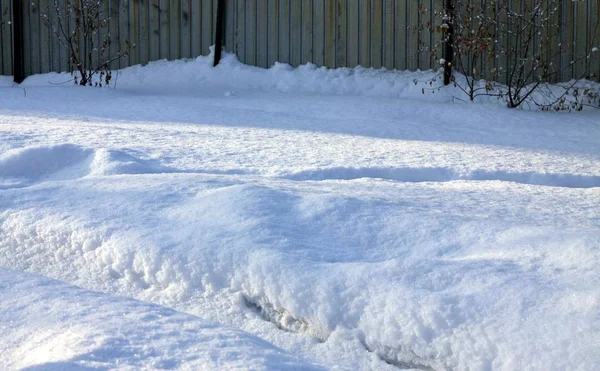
[1,53,599,370]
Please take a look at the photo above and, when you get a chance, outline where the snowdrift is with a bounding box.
[1,53,599,370]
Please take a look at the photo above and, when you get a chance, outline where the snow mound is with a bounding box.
[1,177,598,370]
[285,166,600,188]
[0,145,173,188]
[0,144,92,188]
[21,51,433,100]
[88,148,172,176]
[0,268,320,370]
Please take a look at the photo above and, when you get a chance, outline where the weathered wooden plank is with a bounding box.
[335,0,346,68]
[346,0,359,67]
[591,0,600,81]
[289,0,301,66]
[431,0,444,73]
[382,0,394,69]
[0,1,11,75]
[224,0,235,52]
[202,0,213,56]
[158,0,169,59]
[97,1,111,71]
[394,0,406,70]
[407,0,420,71]
[245,0,257,65]
[279,0,291,64]
[118,0,130,68]
[170,0,181,60]
[139,0,150,64]
[257,0,268,67]
[128,0,140,66]
[358,0,370,67]
[267,0,279,66]
[573,0,587,79]
[190,0,202,57]
[28,0,41,75]
[149,0,160,62]
[371,0,383,69]
[312,0,324,66]
[180,0,191,58]
[301,0,312,64]
[234,0,245,62]
[108,0,120,70]
[418,0,432,71]
[38,0,50,73]
[213,0,219,42]
[323,0,336,67]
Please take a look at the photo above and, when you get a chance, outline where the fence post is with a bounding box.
[12,0,25,83]
[213,0,226,66]
[442,0,454,85]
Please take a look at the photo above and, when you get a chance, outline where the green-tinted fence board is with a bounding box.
[1,0,13,76]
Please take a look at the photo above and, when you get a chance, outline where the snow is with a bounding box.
[1,52,599,370]
[0,268,319,370]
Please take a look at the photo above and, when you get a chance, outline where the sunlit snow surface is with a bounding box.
[1,53,599,370]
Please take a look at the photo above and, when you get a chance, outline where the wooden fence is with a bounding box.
[1,0,599,82]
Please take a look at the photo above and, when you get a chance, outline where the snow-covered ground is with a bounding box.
[0,53,599,370]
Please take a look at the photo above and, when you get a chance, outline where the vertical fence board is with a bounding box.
[181,0,191,58]
[312,0,324,66]
[190,0,201,57]
[48,0,60,72]
[158,0,169,59]
[139,0,149,65]
[203,0,213,55]
[334,0,346,68]
[245,0,257,66]
[235,0,245,62]
[279,0,291,64]
[418,0,432,71]
[39,0,50,73]
[267,0,279,66]
[407,0,420,71]
[0,0,12,75]
[169,0,181,59]
[225,0,234,51]
[149,0,160,62]
[109,0,120,70]
[257,0,268,67]
[591,0,600,80]
[119,0,130,68]
[323,0,335,67]
[289,0,301,66]
[301,0,312,64]
[371,0,383,69]
[128,0,139,65]
[28,0,40,75]
[394,0,406,70]
[346,0,359,67]
[358,0,370,67]
[382,0,394,69]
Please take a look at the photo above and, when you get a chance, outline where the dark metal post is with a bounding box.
[213,0,226,67]
[443,0,454,85]
[12,0,25,83]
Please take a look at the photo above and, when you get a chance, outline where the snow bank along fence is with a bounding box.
[1,0,599,83]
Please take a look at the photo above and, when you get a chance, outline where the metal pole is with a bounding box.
[443,0,454,85]
[213,0,226,66]
[12,0,25,83]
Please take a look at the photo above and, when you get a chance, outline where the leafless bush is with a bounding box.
[42,0,130,86]
[425,0,600,110]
